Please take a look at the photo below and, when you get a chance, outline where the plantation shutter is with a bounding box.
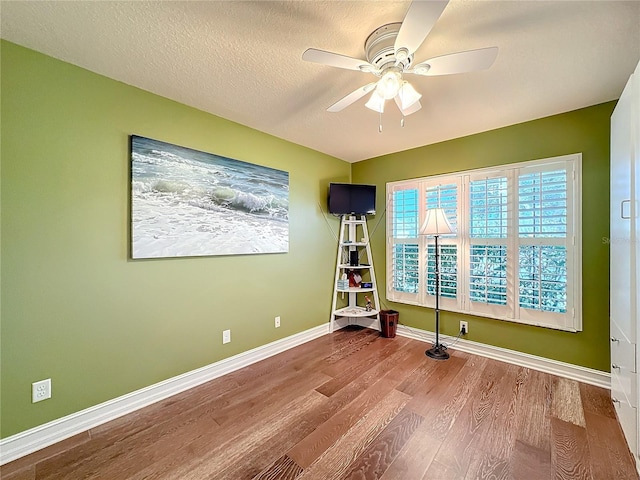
[387,183,420,304]
[516,160,578,330]
[466,174,511,318]
[423,181,460,310]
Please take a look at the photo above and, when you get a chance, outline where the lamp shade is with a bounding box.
[420,208,453,236]
[365,91,385,113]
[397,82,422,110]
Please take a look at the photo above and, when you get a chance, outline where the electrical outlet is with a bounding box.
[460,321,468,334]
[275,316,281,328]
[32,378,52,403]
[222,329,231,344]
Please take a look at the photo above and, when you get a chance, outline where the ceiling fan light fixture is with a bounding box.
[376,67,402,100]
[302,0,499,124]
[397,81,422,109]
[365,91,385,113]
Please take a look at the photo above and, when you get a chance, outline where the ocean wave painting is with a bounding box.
[131,135,289,259]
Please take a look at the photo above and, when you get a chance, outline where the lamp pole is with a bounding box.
[426,232,449,360]
[420,208,453,361]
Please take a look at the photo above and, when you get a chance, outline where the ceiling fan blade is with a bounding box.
[394,96,422,116]
[394,1,449,55]
[327,83,377,112]
[413,47,499,76]
[302,48,374,72]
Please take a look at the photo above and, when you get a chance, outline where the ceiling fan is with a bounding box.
[302,0,498,119]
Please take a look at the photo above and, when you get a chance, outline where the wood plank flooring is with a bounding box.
[2,326,637,480]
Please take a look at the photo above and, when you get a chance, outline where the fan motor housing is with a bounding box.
[364,23,413,73]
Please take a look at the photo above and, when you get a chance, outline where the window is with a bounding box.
[386,154,581,331]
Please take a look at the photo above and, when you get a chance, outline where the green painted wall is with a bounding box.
[353,102,613,372]
[0,41,350,438]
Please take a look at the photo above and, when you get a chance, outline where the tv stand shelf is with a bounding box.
[333,306,380,317]
[336,287,376,293]
[330,215,380,332]
[338,264,372,269]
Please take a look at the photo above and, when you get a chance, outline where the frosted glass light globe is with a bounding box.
[376,69,402,100]
[365,90,385,113]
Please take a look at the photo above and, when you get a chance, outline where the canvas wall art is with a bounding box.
[130,135,289,259]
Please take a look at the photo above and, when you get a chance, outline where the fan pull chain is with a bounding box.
[379,111,383,133]
[400,80,405,127]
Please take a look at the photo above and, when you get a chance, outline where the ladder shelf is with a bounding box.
[330,215,381,332]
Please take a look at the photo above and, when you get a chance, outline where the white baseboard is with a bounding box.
[395,324,610,389]
[0,324,329,466]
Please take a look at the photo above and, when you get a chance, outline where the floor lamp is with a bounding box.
[420,208,454,360]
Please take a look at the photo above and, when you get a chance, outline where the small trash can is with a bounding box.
[379,310,399,338]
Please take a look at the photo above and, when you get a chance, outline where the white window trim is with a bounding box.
[386,153,582,332]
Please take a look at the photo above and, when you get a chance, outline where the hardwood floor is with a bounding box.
[2,326,637,479]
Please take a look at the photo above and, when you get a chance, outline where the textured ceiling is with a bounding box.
[2,1,639,162]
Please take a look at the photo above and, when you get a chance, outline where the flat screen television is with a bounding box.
[328,183,376,215]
